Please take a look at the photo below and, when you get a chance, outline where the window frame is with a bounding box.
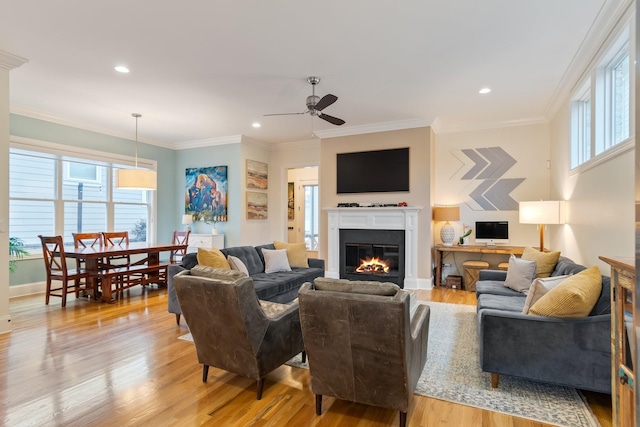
[9,136,158,257]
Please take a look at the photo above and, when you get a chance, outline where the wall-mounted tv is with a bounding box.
[336,147,409,194]
[475,221,509,245]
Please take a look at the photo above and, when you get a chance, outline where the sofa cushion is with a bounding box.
[522,275,570,314]
[522,247,561,278]
[197,247,230,269]
[504,255,537,292]
[262,248,292,273]
[551,256,586,276]
[255,243,276,267]
[189,265,246,282]
[221,246,265,275]
[476,281,525,297]
[274,240,309,268]
[251,267,323,300]
[529,265,602,317]
[181,252,199,270]
[477,294,525,312]
[227,255,249,276]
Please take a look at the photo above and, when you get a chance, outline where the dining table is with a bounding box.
[64,241,188,303]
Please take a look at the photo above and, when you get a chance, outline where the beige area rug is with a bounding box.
[178,301,600,427]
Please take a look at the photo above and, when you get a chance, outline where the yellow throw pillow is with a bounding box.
[273,241,309,268]
[521,247,561,278]
[528,265,602,318]
[197,247,230,269]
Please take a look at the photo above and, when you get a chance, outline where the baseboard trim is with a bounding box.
[0,315,12,334]
[403,277,433,290]
[9,281,46,298]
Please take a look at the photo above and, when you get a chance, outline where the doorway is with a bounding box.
[287,166,319,258]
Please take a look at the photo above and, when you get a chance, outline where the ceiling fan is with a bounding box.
[264,76,345,126]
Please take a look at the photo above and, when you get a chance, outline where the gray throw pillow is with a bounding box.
[503,254,537,293]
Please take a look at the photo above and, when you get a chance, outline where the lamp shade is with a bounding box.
[433,206,460,222]
[519,201,564,224]
[182,214,193,225]
[115,169,157,190]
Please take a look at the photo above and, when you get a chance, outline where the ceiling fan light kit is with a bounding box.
[264,76,345,126]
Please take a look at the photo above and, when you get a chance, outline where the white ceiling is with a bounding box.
[1,0,610,147]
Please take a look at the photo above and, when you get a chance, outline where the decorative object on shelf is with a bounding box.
[205,215,225,235]
[433,206,460,246]
[115,113,157,190]
[181,214,193,232]
[247,191,268,220]
[459,225,472,245]
[288,182,295,220]
[246,159,268,189]
[519,200,565,251]
[185,166,228,222]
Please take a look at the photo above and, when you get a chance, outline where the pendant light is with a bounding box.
[115,113,157,190]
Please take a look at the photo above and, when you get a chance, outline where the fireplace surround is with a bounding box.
[340,228,405,286]
[325,206,422,288]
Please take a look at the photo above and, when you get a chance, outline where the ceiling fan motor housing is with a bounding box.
[306,95,320,112]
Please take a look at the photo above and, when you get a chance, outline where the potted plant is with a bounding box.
[459,226,472,245]
[9,237,28,273]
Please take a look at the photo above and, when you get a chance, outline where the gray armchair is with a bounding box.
[173,266,306,400]
[298,279,430,427]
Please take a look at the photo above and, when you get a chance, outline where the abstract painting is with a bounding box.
[247,159,268,189]
[185,166,228,222]
[288,182,294,220]
[246,191,267,220]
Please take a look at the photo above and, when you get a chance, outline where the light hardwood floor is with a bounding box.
[0,286,612,427]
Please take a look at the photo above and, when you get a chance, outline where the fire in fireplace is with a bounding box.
[356,257,390,273]
[339,229,405,287]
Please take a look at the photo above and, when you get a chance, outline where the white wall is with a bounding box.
[549,104,635,269]
[241,137,272,246]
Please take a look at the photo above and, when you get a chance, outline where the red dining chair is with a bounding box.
[39,235,93,307]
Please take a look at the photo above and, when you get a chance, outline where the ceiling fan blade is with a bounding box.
[318,113,345,126]
[315,94,338,111]
[263,111,307,116]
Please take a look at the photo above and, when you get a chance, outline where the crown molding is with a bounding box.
[434,116,549,134]
[177,135,242,149]
[0,50,28,70]
[314,118,432,139]
[241,135,272,151]
[270,138,320,152]
[545,0,634,119]
[10,106,175,149]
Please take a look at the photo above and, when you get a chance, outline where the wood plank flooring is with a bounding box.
[0,286,612,427]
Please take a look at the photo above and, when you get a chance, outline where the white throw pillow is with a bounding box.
[521,275,570,314]
[262,248,292,273]
[503,254,537,293]
[227,255,249,276]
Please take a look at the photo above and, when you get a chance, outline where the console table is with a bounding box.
[434,244,526,287]
[187,233,225,253]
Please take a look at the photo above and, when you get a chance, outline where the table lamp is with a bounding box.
[182,214,193,231]
[434,206,460,246]
[519,200,564,251]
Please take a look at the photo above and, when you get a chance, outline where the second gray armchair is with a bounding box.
[298,278,430,427]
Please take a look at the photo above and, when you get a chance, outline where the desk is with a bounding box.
[65,242,187,303]
[434,244,526,287]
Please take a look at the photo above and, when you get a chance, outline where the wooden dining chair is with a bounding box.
[39,235,93,307]
[101,231,139,295]
[170,230,190,263]
[72,232,105,296]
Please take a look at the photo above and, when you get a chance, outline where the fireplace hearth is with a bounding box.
[340,229,405,287]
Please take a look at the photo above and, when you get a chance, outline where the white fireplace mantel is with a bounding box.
[324,206,422,289]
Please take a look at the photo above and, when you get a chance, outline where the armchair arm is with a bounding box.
[258,304,305,374]
[408,304,430,393]
[478,309,611,393]
[478,269,507,281]
[167,264,187,315]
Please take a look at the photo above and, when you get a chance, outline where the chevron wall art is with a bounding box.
[450,147,524,211]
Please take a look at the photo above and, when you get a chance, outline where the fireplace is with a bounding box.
[340,229,405,287]
[325,206,422,288]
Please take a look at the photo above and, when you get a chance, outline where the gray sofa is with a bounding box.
[168,243,325,324]
[475,256,611,394]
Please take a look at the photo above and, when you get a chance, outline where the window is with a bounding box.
[304,185,318,251]
[9,143,155,251]
[570,20,633,171]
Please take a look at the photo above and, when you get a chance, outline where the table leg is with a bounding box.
[147,251,161,285]
[99,276,114,303]
[435,250,443,287]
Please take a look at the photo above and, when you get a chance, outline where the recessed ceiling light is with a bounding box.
[479,87,491,94]
[252,122,261,128]
[114,65,130,73]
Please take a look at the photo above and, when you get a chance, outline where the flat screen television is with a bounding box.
[475,221,509,245]
[336,148,409,194]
